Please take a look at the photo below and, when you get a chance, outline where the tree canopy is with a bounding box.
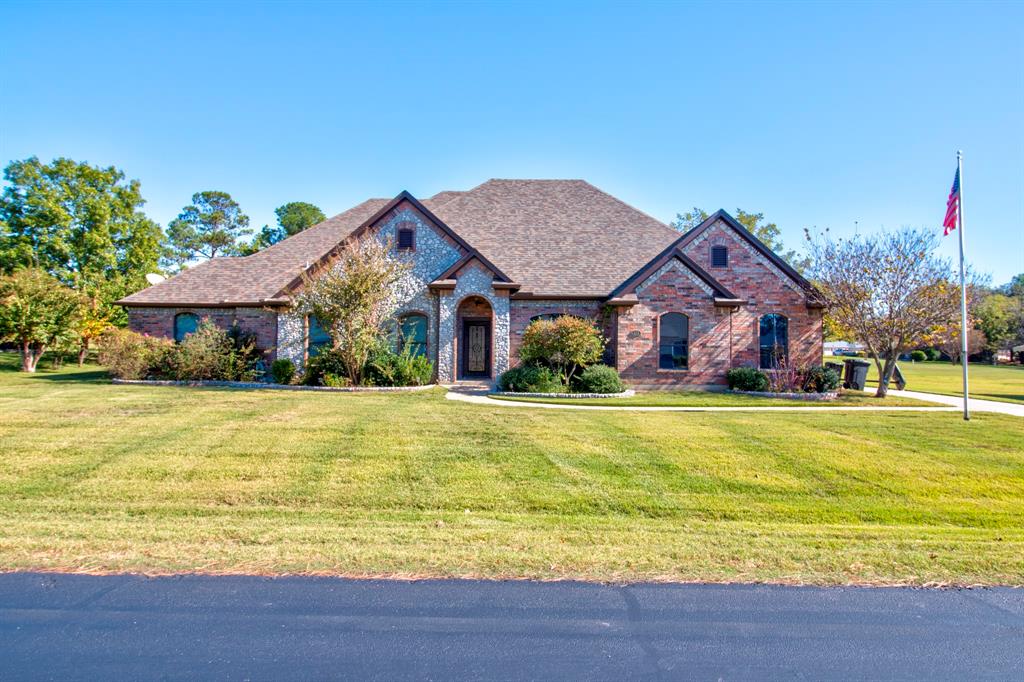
[0,268,84,372]
[671,207,809,272]
[163,191,251,268]
[0,157,162,304]
[807,228,962,396]
[241,201,325,255]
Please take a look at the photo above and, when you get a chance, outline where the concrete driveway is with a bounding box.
[1,573,1021,680]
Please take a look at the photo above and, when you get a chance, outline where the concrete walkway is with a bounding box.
[446,385,1024,416]
[884,388,1024,417]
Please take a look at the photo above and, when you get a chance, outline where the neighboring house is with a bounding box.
[118,180,824,385]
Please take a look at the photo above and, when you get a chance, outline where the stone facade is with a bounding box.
[437,261,510,381]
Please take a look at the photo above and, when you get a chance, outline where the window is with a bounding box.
[173,313,199,343]
[759,314,789,369]
[398,313,427,357]
[529,313,585,323]
[711,245,728,268]
[658,313,689,369]
[307,317,331,357]
[397,227,415,250]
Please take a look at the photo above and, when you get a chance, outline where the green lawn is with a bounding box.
[860,358,1024,404]
[1,353,1023,586]
[490,391,939,408]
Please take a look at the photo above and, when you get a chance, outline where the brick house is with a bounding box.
[118,180,823,386]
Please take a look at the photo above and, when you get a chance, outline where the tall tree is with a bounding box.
[807,228,962,397]
[163,191,251,268]
[0,157,163,302]
[670,206,809,272]
[241,201,325,255]
[0,268,84,372]
[974,293,1017,362]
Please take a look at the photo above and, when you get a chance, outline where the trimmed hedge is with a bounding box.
[572,364,625,393]
[726,367,769,392]
[497,364,564,393]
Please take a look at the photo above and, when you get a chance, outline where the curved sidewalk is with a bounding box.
[445,388,958,413]
[446,386,1023,416]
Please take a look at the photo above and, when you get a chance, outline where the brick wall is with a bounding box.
[508,299,610,365]
[126,307,280,360]
[616,263,733,385]
[680,220,823,370]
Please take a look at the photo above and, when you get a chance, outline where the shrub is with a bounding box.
[322,373,350,388]
[173,321,235,380]
[303,347,348,386]
[803,366,840,393]
[270,358,296,385]
[365,345,433,386]
[726,367,769,392]
[925,348,942,361]
[497,364,564,393]
[98,328,173,380]
[910,350,927,362]
[572,364,625,393]
[519,316,604,384]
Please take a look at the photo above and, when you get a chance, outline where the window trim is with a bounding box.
[173,312,199,343]
[710,244,728,268]
[657,312,690,371]
[758,313,789,369]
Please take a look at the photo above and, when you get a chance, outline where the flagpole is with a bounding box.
[956,150,970,421]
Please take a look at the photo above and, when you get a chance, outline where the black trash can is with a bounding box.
[843,359,870,391]
[825,361,844,378]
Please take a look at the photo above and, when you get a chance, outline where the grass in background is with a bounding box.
[838,356,1024,404]
[1,353,1022,585]
[490,391,939,408]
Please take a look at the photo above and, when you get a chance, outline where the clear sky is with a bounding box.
[1,0,1021,283]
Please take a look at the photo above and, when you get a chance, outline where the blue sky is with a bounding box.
[1,0,1021,283]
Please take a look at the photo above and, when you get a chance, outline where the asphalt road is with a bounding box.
[1,573,1021,680]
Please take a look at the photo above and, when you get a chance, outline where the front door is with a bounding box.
[461,319,491,379]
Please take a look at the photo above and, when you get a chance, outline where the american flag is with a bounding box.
[943,167,960,236]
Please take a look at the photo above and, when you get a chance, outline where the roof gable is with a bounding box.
[678,209,815,293]
[610,240,738,301]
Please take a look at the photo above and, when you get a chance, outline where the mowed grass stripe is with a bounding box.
[0,353,1022,584]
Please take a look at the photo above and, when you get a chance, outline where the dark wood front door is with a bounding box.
[460,319,492,379]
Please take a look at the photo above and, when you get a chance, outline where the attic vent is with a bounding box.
[397,227,415,250]
[711,245,728,268]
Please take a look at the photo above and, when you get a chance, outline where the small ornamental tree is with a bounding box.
[807,228,961,397]
[0,268,83,372]
[290,237,409,385]
[519,316,604,385]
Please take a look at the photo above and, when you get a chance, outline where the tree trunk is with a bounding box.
[20,342,41,373]
[875,354,898,398]
[78,339,89,367]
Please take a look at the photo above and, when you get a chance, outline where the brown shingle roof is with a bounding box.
[428,180,680,296]
[119,180,684,305]
[118,198,390,306]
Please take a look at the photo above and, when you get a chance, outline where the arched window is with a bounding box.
[711,245,728,268]
[307,317,331,357]
[398,313,428,357]
[759,314,789,368]
[658,313,689,369]
[173,313,199,343]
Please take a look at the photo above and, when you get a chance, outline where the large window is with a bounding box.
[307,317,331,357]
[759,314,789,369]
[658,313,689,369]
[173,313,199,343]
[398,313,428,357]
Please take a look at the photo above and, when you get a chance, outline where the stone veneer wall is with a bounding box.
[274,202,464,375]
[438,261,510,382]
[127,307,279,360]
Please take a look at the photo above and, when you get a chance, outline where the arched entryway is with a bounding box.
[456,296,493,379]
